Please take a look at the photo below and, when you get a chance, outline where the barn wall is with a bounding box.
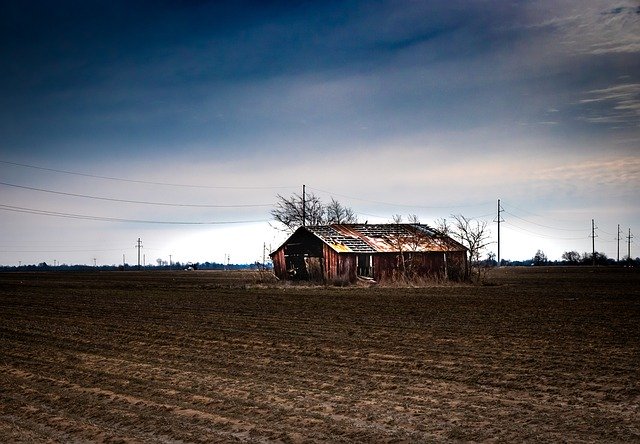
[373,251,467,282]
[444,251,467,281]
[271,249,287,280]
[322,246,357,282]
[322,244,337,281]
[270,228,325,281]
[339,254,357,282]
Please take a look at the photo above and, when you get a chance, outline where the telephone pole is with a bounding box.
[136,238,143,270]
[617,224,622,263]
[495,198,504,266]
[590,219,597,265]
[627,228,634,263]
[302,184,306,227]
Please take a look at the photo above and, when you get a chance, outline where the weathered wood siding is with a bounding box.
[322,246,357,282]
[271,248,287,280]
[271,226,468,282]
[373,251,467,282]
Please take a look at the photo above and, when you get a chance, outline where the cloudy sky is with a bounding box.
[1,0,638,266]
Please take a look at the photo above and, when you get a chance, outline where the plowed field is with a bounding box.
[1,267,639,442]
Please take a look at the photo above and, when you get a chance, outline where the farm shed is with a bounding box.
[270,224,468,283]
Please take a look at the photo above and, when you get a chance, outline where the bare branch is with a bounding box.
[450,214,491,263]
[434,218,451,236]
[326,198,358,224]
[271,193,356,231]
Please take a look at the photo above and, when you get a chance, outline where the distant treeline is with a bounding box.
[0,261,273,272]
[479,250,639,268]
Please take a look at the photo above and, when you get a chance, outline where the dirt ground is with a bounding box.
[1,267,639,442]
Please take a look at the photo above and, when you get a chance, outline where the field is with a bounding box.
[1,267,639,442]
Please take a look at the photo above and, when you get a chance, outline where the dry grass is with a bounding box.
[1,267,639,442]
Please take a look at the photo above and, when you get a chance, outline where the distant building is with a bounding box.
[270,224,468,283]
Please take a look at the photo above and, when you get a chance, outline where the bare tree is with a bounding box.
[407,214,420,224]
[305,193,326,226]
[325,198,358,224]
[434,217,452,236]
[449,214,492,278]
[271,193,356,232]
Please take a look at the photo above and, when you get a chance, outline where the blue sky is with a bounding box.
[1,1,638,265]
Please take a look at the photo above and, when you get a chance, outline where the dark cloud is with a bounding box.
[0,0,638,161]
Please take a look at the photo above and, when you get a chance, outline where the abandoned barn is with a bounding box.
[270,224,468,283]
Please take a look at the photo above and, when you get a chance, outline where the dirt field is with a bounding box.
[1,267,639,442]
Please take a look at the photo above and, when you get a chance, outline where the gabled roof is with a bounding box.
[275,224,467,254]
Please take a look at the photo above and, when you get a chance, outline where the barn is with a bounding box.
[270,223,468,283]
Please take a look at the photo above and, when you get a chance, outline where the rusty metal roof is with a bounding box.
[305,224,466,254]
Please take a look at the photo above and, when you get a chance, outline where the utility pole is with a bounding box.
[617,224,622,263]
[263,242,266,270]
[628,228,634,263]
[93,258,97,267]
[169,254,172,271]
[136,238,143,270]
[590,219,597,265]
[123,254,125,267]
[143,254,146,267]
[302,184,306,227]
[495,198,504,266]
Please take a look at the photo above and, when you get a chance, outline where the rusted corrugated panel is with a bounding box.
[329,243,352,253]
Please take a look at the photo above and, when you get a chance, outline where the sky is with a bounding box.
[1,0,639,266]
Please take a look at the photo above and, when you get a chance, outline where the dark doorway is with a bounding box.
[357,254,373,278]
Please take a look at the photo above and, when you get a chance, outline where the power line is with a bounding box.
[307,185,494,209]
[502,209,586,232]
[503,201,581,225]
[0,248,129,253]
[468,211,495,219]
[0,159,294,190]
[0,203,270,225]
[503,220,589,240]
[598,227,616,236]
[0,181,273,208]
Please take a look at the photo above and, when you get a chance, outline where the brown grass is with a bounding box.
[1,266,639,442]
